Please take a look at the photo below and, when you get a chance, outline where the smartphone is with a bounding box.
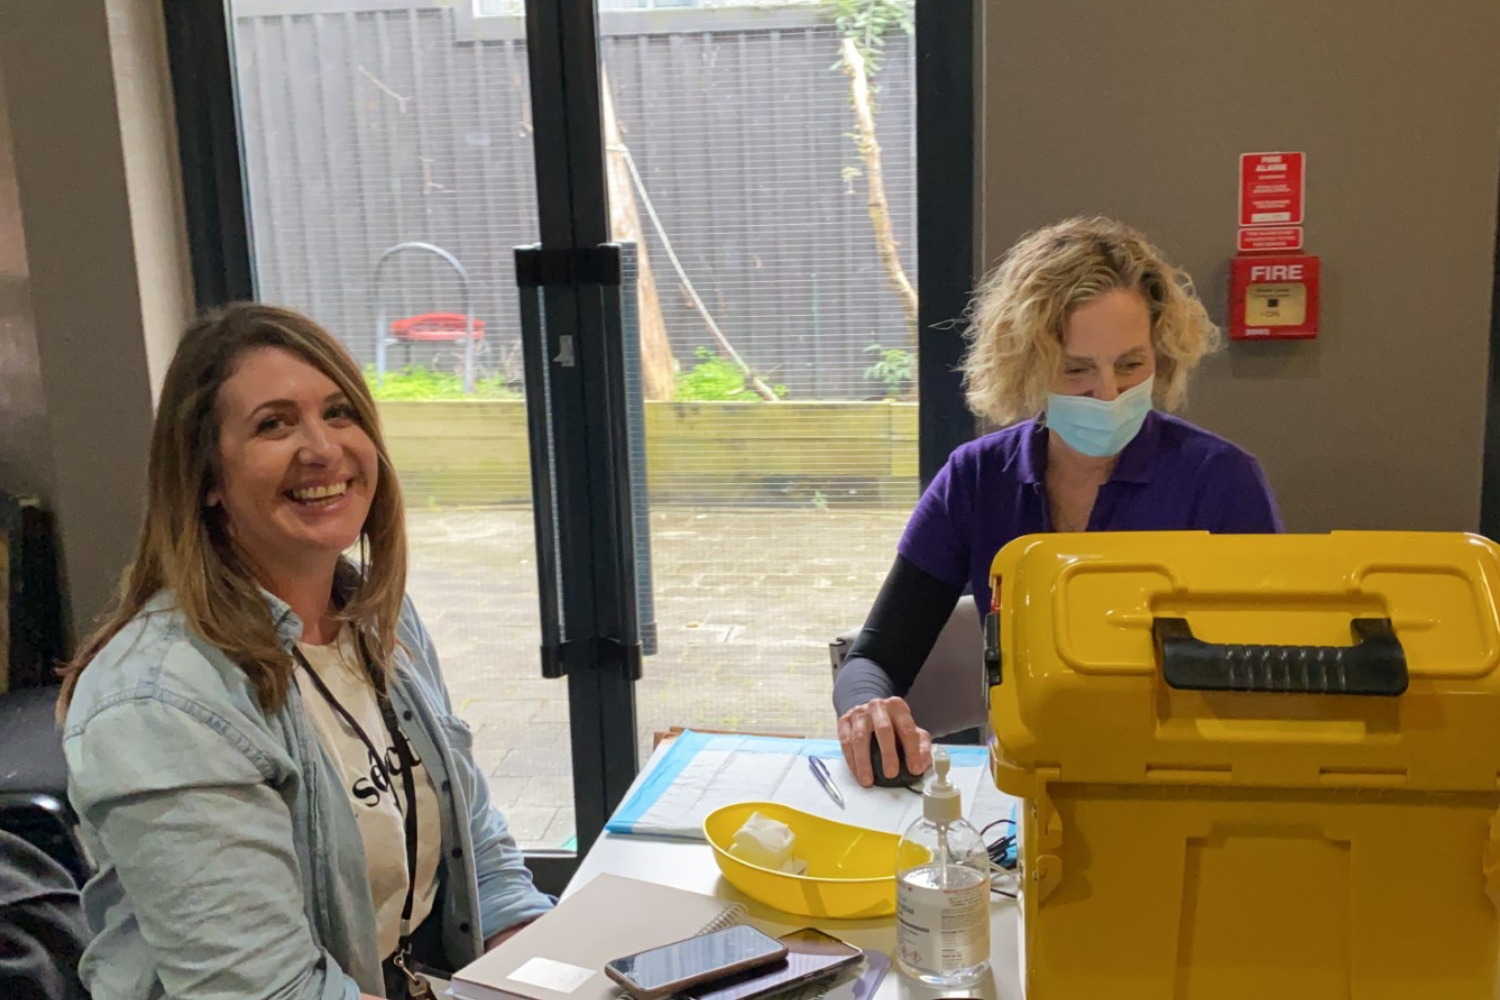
[603,925,788,999]
[680,928,864,1000]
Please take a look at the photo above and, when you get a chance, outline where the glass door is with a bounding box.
[587,0,920,761]
[224,0,586,852]
[174,0,964,873]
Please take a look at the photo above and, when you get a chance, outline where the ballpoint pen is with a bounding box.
[808,754,846,809]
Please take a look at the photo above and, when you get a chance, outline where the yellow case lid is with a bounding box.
[987,531,1500,792]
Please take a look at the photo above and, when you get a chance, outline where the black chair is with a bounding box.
[0,684,87,886]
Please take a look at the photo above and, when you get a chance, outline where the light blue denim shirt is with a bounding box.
[62,589,554,999]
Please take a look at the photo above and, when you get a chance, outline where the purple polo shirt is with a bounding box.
[898,411,1283,614]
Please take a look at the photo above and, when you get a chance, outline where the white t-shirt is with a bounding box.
[295,629,442,960]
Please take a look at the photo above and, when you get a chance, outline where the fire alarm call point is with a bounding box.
[1228,254,1320,340]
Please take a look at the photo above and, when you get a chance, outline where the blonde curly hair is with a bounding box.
[961,216,1220,426]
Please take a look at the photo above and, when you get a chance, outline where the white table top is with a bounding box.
[566,739,1025,1000]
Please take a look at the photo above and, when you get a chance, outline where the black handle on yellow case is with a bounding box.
[984,611,1001,687]
[1152,617,1408,696]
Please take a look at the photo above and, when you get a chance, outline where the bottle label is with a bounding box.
[896,864,990,972]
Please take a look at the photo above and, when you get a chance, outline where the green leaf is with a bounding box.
[365,364,519,401]
[861,342,915,396]
[673,346,788,402]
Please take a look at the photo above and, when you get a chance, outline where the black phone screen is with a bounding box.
[606,925,785,993]
[682,928,863,1000]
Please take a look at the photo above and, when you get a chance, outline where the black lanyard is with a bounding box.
[292,642,427,995]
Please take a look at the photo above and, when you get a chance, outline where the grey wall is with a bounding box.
[981,0,1500,532]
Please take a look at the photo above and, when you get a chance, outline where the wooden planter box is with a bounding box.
[378,399,918,509]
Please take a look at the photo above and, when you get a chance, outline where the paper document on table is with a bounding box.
[605,730,990,840]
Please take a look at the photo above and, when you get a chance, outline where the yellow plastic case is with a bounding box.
[987,531,1500,999]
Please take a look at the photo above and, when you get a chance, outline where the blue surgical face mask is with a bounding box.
[1046,377,1155,458]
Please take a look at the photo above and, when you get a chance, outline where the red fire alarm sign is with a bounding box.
[1239,152,1305,227]
[1229,254,1320,340]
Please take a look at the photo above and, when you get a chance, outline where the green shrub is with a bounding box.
[863,343,914,397]
[676,347,787,401]
[365,364,518,401]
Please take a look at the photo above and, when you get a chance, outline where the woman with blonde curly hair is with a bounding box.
[834,217,1281,787]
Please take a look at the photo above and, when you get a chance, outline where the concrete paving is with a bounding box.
[404,505,908,848]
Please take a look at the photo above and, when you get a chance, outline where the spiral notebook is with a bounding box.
[447,873,748,1000]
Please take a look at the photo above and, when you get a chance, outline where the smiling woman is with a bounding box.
[210,346,382,645]
[55,304,553,1000]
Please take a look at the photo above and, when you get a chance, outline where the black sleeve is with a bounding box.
[0,832,89,1000]
[831,555,964,716]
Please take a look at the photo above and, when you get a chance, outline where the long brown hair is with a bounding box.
[58,304,408,718]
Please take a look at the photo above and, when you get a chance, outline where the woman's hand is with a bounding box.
[836,696,932,788]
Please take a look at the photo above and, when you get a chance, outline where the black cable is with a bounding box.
[980,818,1014,838]
[982,817,1017,871]
[989,832,1019,898]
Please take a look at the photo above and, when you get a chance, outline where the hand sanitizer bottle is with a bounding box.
[894,748,990,989]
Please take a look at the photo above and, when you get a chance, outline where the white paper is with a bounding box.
[608,733,993,840]
[508,957,596,994]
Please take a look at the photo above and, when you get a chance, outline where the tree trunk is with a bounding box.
[841,36,918,351]
[601,64,677,401]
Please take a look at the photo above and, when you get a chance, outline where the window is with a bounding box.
[475,0,819,16]
[173,0,972,860]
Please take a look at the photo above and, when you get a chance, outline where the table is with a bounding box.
[566,739,1026,999]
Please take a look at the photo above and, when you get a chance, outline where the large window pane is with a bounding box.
[230,0,574,849]
[591,2,919,754]
[230,0,918,846]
